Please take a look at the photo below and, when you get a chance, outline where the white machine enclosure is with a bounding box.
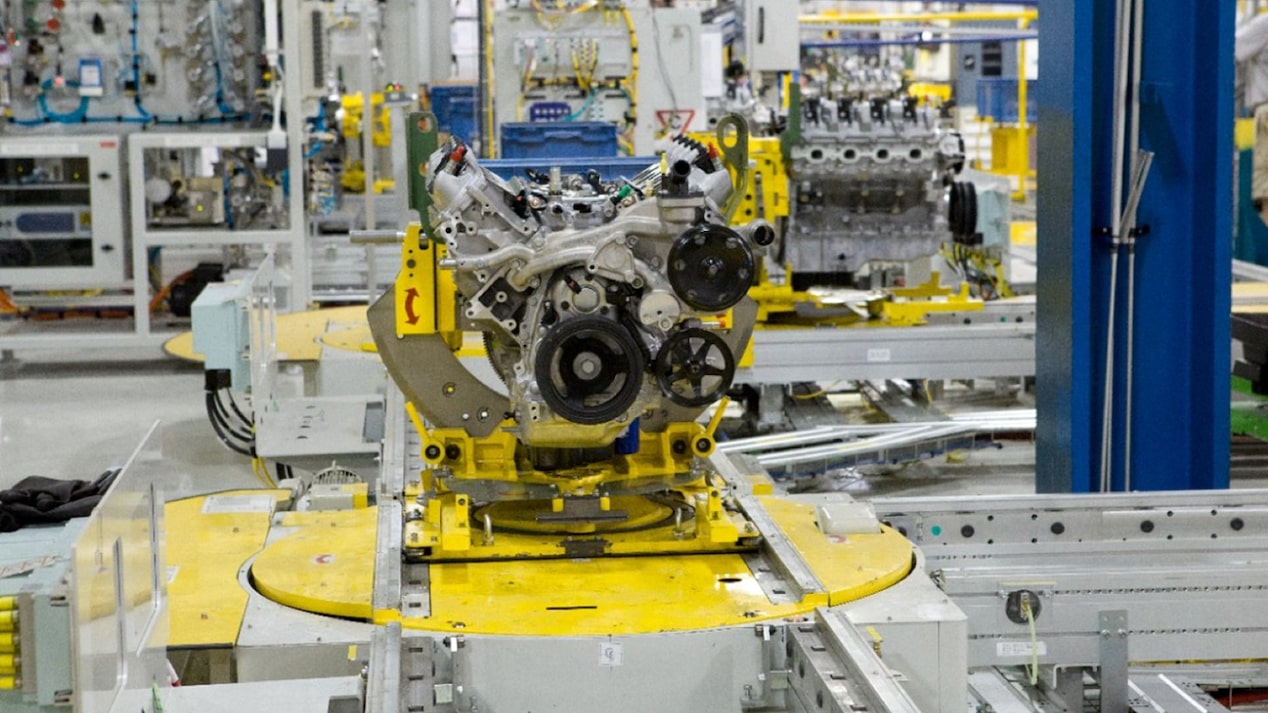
[0,136,125,289]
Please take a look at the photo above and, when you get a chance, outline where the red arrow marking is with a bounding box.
[404,288,420,325]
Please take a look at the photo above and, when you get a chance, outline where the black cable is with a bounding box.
[224,389,253,428]
[207,401,253,453]
[205,392,254,457]
[216,389,254,435]
[210,391,254,442]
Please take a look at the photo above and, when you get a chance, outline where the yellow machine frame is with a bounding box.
[390,222,759,560]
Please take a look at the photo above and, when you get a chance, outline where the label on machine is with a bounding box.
[996,641,1047,657]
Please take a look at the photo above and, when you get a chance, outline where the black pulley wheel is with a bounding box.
[949,181,978,238]
[654,328,736,408]
[534,316,646,425]
[667,224,755,312]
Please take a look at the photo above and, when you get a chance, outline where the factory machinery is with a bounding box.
[782,61,981,292]
[0,0,1026,359]
[3,117,1266,713]
[0,0,454,350]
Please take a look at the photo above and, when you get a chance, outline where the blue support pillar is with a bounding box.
[1036,1,1232,492]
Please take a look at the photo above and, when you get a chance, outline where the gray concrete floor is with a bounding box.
[4,355,1265,500]
[0,354,1041,499]
[0,358,259,493]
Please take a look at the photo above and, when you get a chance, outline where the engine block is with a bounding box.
[425,135,770,448]
[786,90,967,286]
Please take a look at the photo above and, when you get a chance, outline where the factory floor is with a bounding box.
[2,354,1266,497]
[0,356,259,493]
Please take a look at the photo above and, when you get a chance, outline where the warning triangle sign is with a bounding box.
[655,109,697,134]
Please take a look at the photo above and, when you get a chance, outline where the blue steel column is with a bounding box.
[1036,1,1232,492]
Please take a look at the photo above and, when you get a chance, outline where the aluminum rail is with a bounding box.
[734,322,1035,384]
[721,410,1035,469]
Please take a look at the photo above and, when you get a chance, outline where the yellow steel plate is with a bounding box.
[1234,283,1268,314]
[755,496,913,606]
[249,507,380,620]
[1010,220,1036,247]
[249,499,913,636]
[319,323,377,353]
[165,490,289,647]
[1238,117,1256,151]
[163,305,370,362]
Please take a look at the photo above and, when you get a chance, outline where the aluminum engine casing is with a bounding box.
[426,141,765,448]
[787,94,964,279]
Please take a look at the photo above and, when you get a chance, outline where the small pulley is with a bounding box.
[948,180,979,244]
[667,224,755,312]
[534,316,646,425]
[654,328,736,408]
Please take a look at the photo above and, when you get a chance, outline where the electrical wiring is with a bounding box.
[251,458,277,488]
[0,288,24,316]
[530,0,598,16]
[148,269,196,314]
[129,0,152,121]
[224,388,253,427]
[939,242,1014,300]
[617,4,639,145]
[6,0,246,127]
[482,0,496,156]
[203,367,256,458]
[211,390,254,443]
[205,392,254,456]
[1022,595,1039,686]
[790,382,844,400]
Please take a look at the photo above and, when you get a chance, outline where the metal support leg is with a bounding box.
[1098,611,1129,713]
[365,622,403,713]
[757,383,786,430]
[1054,666,1087,713]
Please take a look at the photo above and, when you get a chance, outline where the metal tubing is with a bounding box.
[1122,0,1146,492]
[799,11,1038,24]
[1101,250,1120,492]
[1124,243,1136,492]
[1111,0,1132,241]
[800,34,1036,49]
[1101,0,1135,492]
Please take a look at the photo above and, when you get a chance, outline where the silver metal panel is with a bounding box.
[458,628,764,713]
[968,669,1048,713]
[744,0,800,72]
[873,490,1268,668]
[873,489,1268,548]
[733,493,825,601]
[371,499,405,614]
[365,623,402,713]
[814,609,926,713]
[840,549,968,713]
[111,676,363,713]
[1128,673,1230,713]
[253,395,385,459]
[1099,611,1128,713]
[734,322,1034,384]
[379,384,408,496]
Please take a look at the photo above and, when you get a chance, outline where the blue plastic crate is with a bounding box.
[430,84,479,141]
[482,156,656,183]
[500,122,618,159]
[975,79,1038,124]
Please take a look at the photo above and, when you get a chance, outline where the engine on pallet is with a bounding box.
[426,132,772,448]
[784,68,975,290]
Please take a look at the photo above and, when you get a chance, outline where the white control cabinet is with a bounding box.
[0,136,125,289]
